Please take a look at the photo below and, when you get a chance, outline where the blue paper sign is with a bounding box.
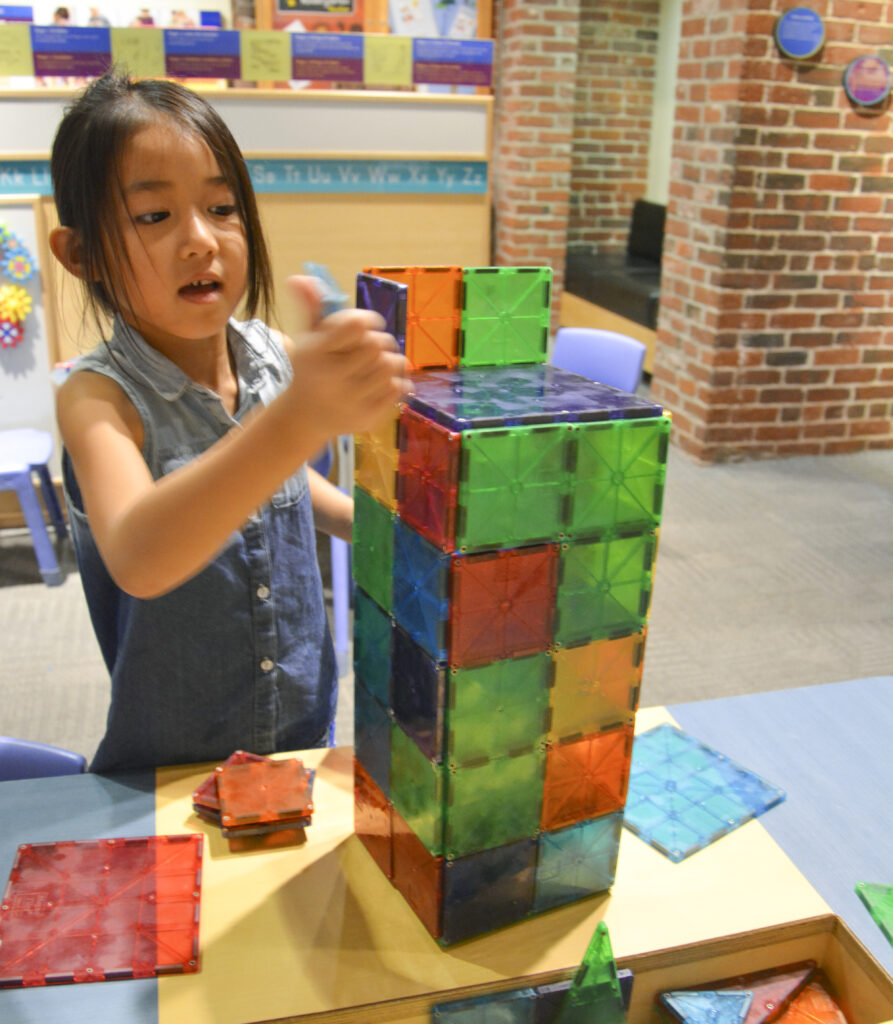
[412,37,493,86]
[164,28,240,78]
[774,7,825,60]
[31,26,111,76]
[291,33,363,59]
[291,32,363,81]
[0,5,32,20]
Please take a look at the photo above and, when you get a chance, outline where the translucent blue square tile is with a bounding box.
[391,624,448,763]
[354,677,392,797]
[407,364,663,431]
[432,987,538,1023]
[353,586,392,706]
[392,519,451,661]
[532,811,622,913]
[660,990,753,1024]
[624,723,786,862]
[357,272,408,353]
[440,837,537,945]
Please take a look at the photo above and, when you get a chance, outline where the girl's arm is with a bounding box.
[58,309,404,598]
[307,465,353,542]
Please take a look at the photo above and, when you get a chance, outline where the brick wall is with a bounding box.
[567,0,661,254]
[492,0,580,328]
[650,0,893,459]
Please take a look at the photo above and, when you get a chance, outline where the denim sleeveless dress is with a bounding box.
[64,317,337,772]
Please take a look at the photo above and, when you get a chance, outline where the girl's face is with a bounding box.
[111,118,248,356]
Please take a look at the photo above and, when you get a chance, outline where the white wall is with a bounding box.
[647,0,682,205]
[29,4,233,28]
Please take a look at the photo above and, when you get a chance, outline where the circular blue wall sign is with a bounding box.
[774,7,825,60]
[843,55,893,106]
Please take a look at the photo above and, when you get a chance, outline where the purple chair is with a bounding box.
[0,736,86,781]
[0,428,67,586]
[551,327,646,394]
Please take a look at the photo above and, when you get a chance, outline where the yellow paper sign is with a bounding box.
[364,34,412,88]
[111,28,165,79]
[0,25,34,77]
[240,30,291,83]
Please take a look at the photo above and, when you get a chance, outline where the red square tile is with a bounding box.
[354,759,393,879]
[449,544,558,667]
[397,405,461,551]
[391,807,443,940]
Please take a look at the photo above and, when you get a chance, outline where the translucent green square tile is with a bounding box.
[554,531,656,647]
[567,414,670,536]
[352,486,395,614]
[444,748,546,859]
[446,653,551,767]
[457,423,569,551]
[389,721,445,857]
[460,266,552,367]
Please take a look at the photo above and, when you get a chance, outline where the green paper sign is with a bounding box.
[240,30,290,82]
[0,25,33,77]
[111,28,165,79]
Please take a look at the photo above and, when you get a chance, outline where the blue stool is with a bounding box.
[310,439,352,678]
[0,428,67,586]
[0,735,87,781]
[551,327,647,394]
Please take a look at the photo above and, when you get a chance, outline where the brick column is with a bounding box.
[651,0,893,460]
[492,0,581,330]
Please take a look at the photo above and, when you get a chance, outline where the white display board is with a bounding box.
[0,89,491,160]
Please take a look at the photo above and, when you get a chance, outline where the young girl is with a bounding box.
[49,70,406,773]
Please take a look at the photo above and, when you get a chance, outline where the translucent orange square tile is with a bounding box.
[541,726,634,831]
[217,758,313,829]
[364,265,461,369]
[549,632,645,742]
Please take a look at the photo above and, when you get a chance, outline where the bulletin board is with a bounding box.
[0,194,60,527]
[0,195,56,440]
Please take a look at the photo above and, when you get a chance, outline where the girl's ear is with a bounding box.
[49,226,91,280]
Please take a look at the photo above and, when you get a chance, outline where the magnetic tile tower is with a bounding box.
[351,264,670,945]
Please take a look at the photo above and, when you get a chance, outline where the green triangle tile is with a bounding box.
[856,882,893,946]
[554,921,625,1024]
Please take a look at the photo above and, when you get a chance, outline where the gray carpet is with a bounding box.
[1,443,890,763]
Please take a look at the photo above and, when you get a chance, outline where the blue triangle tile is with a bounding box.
[661,989,753,1024]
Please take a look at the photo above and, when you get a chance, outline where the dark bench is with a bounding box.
[564,199,665,330]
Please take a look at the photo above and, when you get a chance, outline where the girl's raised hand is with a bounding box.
[281,275,408,440]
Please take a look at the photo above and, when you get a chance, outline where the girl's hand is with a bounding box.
[280,275,408,440]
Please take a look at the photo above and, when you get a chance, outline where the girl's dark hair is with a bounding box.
[50,68,272,325]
